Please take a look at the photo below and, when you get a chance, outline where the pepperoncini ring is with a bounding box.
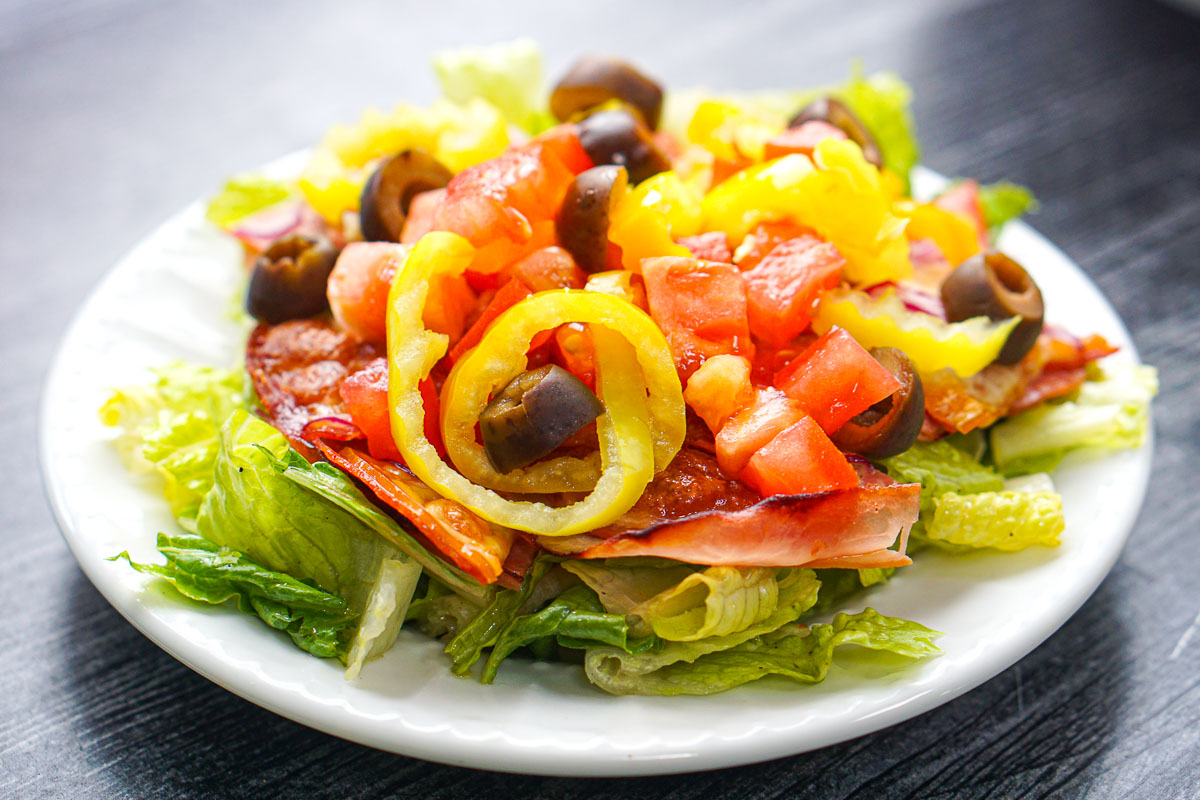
[387,231,684,536]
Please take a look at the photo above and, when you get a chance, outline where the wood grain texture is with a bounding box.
[2,0,1198,797]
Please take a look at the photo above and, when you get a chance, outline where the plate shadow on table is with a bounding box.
[58,564,1132,800]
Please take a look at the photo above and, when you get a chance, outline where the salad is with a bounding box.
[102,40,1156,696]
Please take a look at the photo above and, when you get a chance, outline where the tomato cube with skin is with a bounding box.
[741,235,844,347]
[642,257,755,381]
[774,327,902,434]
[715,386,806,477]
[340,358,447,461]
[677,231,733,263]
[740,416,860,496]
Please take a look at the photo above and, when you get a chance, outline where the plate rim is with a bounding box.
[38,161,1154,776]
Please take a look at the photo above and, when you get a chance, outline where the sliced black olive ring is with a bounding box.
[575,109,671,185]
[480,364,605,474]
[831,347,924,459]
[555,165,629,274]
[359,148,453,242]
[550,55,665,130]
[940,251,1045,365]
[788,95,883,168]
[246,234,340,324]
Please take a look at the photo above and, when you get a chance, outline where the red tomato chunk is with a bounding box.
[741,234,844,347]
[740,415,860,496]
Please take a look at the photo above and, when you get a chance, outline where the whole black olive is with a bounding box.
[246,234,340,324]
[941,251,1045,365]
[359,148,453,242]
[555,165,629,274]
[575,109,671,185]
[788,96,883,168]
[832,348,924,459]
[480,364,605,474]
[550,55,664,129]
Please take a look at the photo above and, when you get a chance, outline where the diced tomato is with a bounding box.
[339,358,445,461]
[683,354,754,433]
[327,242,405,343]
[642,256,755,380]
[774,327,902,434]
[741,235,844,347]
[510,245,587,291]
[711,155,753,187]
[423,269,475,348]
[733,220,817,270]
[741,416,860,497]
[750,336,817,385]
[715,387,806,477]
[529,124,594,175]
[400,188,446,244]
[448,277,553,363]
[762,121,847,161]
[552,322,596,390]
[677,231,733,263]
[934,180,988,248]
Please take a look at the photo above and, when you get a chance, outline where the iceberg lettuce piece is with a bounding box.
[978,180,1038,232]
[990,363,1157,476]
[927,491,1064,551]
[100,363,246,529]
[205,174,293,228]
[115,531,355,659]
[586,609,939,696]
[433,38,551,133]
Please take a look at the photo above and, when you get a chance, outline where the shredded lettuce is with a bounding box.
[433,38,551,133]
[586,609,939,696]
[100,364,246,529]
[205,174,293,228]
[927,491,1064,551]
[114,531,356,659]
[991,363,1158,476]
[978,180,1038,232]
[878,439,1005,515]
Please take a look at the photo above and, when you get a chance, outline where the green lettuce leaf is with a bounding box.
[443,557,554,675]
[836,67,920,189]
[586,609,939,696]
[406,576,485,639]
[978,180,1038,232]
[927,491,1064,551]
[807,568,895,616]
[267,446,491,603]
[561,559,699,614]
[114,531,355,659]
[195,410,417,667]
[990,363,1158,476]
[433,38,551,133]
[100,363,246,529]
[205,174,293,228]
[481,585,653,684]
[878,439,1005,515]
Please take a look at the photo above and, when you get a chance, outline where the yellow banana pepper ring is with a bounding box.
[388,231,684,536]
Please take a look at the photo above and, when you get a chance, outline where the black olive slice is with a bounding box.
[359,148,453,242]
[551,55,664,129]
[940,251,1045,365]
[480,364,605,474]
[575,109,671,185]
[246,234,340,324]
[788,96,883,168]
[555,165,628,274]
[831,348,924,459]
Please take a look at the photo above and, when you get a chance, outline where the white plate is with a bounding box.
[40,157,1153,776]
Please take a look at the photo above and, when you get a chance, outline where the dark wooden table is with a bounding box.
[4,0,1198,796]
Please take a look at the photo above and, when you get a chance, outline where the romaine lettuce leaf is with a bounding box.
[561,559,698,617]
[630,566,781,641]
[205,174,293,228]
[195,410,417,668]
[836,67,920,189]
[878,439,1005,515]
[481,585,652,684]
[100,363,246,529]
[927,491,1064,551]
[406,577,485,639]
[586,609,939,696]
[433,38,551,133]
[978,181,1038,232]
[443,557,554,675]
[114,531,355,659]
[990,363,1157,476]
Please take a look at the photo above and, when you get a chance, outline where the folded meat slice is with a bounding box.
[577,482,919,568]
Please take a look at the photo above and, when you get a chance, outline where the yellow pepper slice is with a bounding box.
[701,139,913,285]
[686,99,783,163]
[813,288,1020,377]
[606,171,703,271]
[388,232,684,535]
[896,200,981,266]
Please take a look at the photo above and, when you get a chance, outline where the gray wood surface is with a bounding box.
[3,0,1198,797]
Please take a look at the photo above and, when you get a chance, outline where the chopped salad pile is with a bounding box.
[103,40,1156,696]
